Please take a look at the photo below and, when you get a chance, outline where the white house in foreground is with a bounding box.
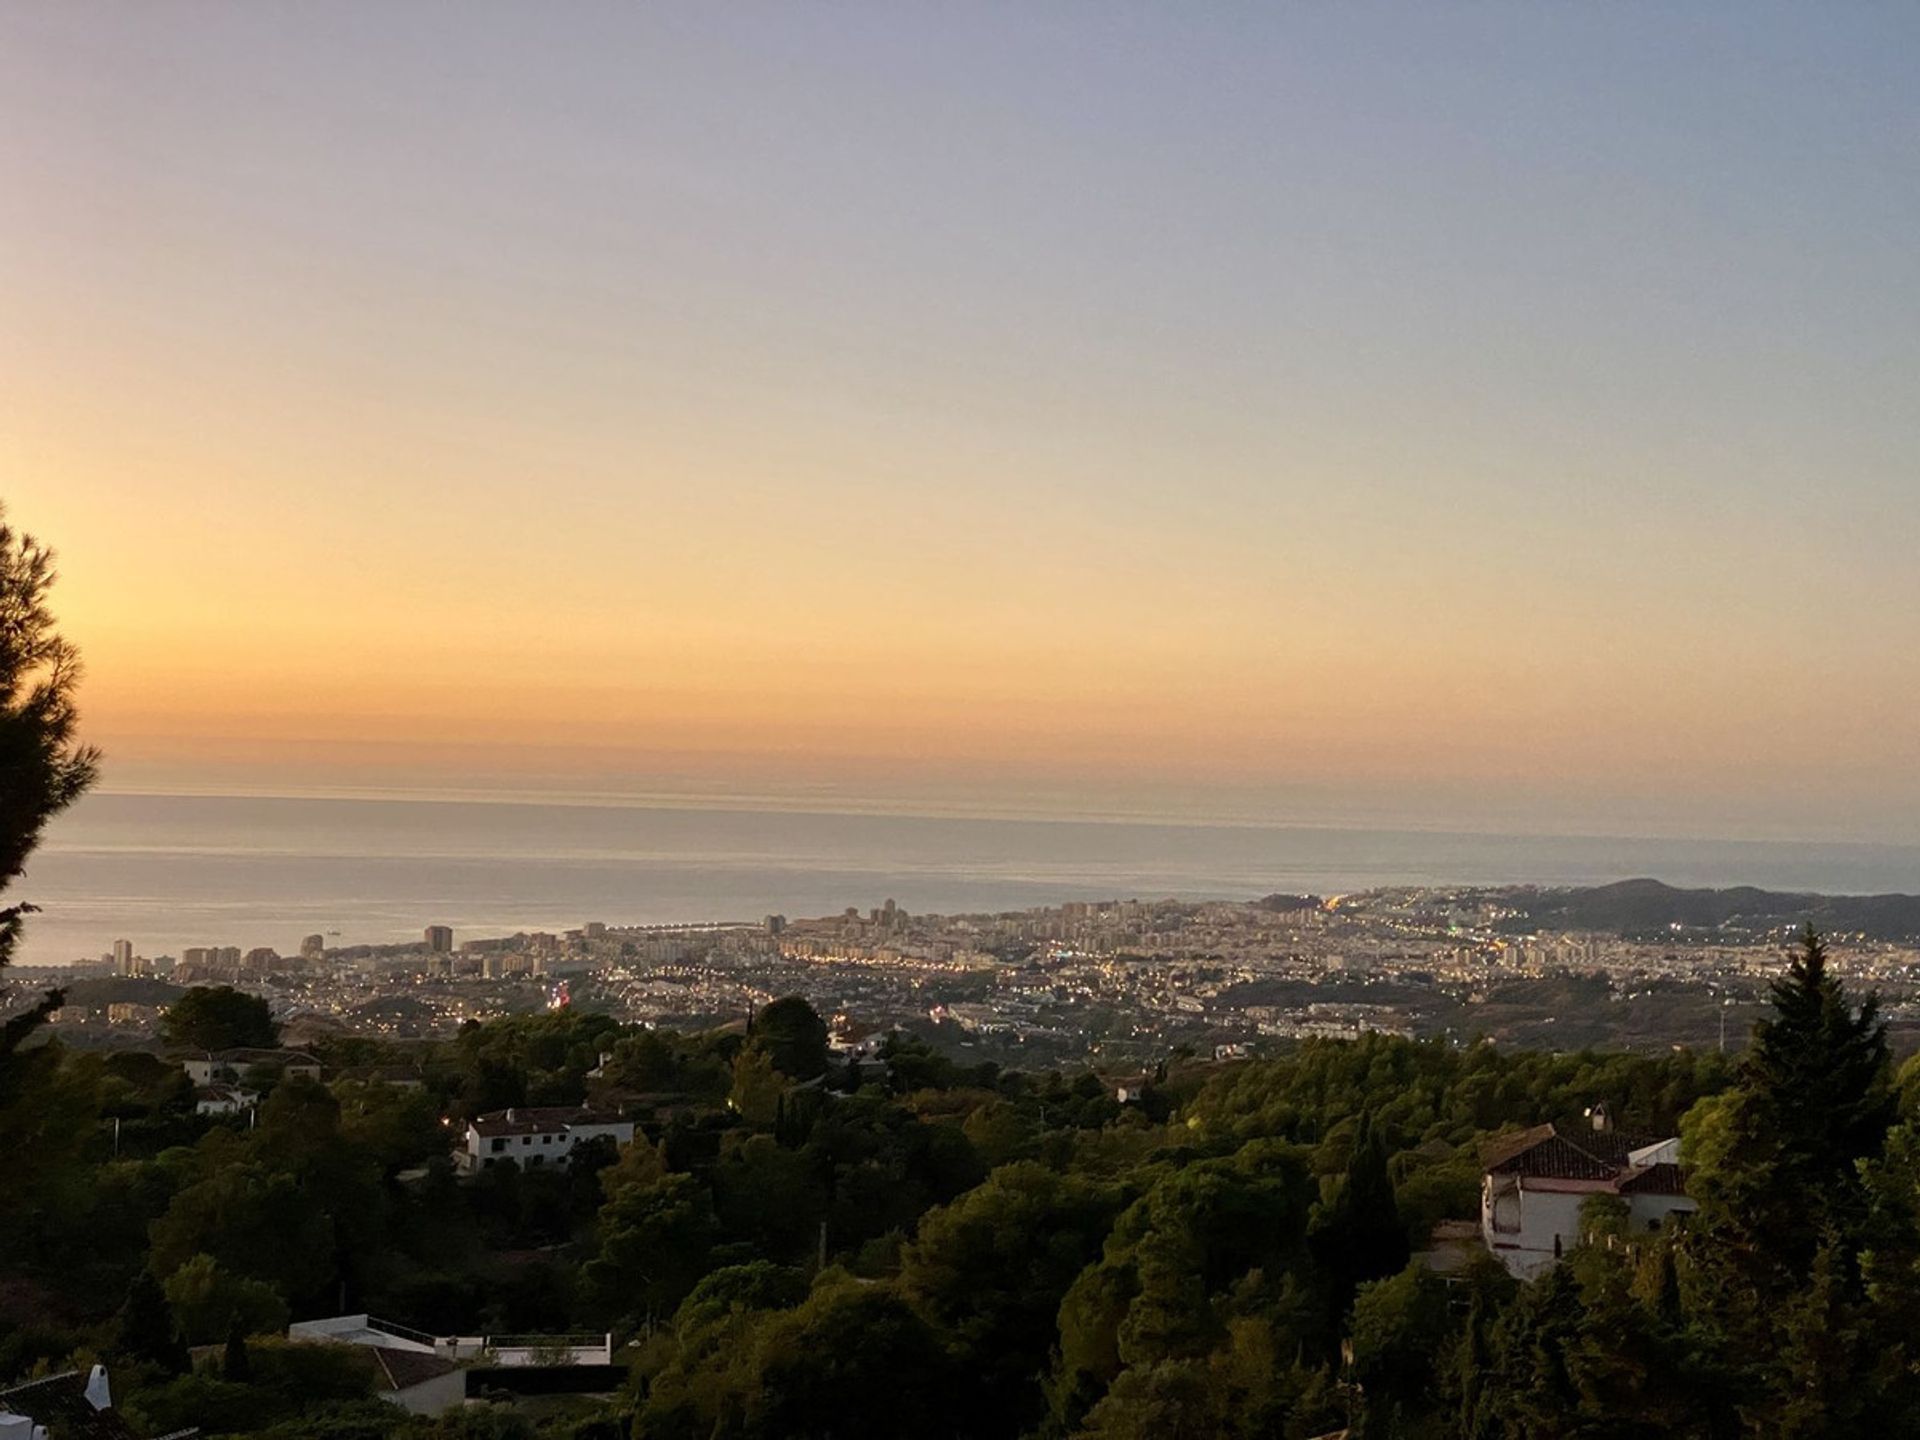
[456,1103,633,1173]
[1481,1118,1693,1279]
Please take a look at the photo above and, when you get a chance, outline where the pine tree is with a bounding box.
[1749,926,1892,1188]
[1694,926,1893,1289]
[0,506,98,1051]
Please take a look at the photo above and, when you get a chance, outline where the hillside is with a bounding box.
[1496,877,1920,939]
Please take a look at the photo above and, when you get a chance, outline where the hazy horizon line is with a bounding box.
[73,781,1920,857]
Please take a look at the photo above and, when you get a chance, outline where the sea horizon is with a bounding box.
[14,789,1920,968]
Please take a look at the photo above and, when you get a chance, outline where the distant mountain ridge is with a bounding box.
[1496,877,1920,939]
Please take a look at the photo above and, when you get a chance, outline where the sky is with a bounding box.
[2,3,1918,841]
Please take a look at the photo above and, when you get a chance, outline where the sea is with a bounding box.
[12,791,1920,968]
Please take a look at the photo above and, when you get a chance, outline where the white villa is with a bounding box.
[180,1048,321,1086]
[193,1083,258,1116]
[456,1103,634,1173]
[1481,1114,1694,1279]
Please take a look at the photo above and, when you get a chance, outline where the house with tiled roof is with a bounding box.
[193,1083,258,1116]
[456,1104,633,1173]
[1480,1111,1694,1278]
[0,1366,190,1440]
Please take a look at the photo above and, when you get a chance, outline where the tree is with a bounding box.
[163,1251,292,1344]
[117,1267,189,1373]
[1347,1264,1452,1426]
[899,1163,1121,1436]
[150,1164,339,1306]
[223,1317,252,1381]
[1690,927,1893,1288]
[162,985,280,1051]
[738,1281,959,1440]
[584,1173,721,1327]
[753,996,830,1080]
[0,505,99,1050]
[1309,1111,1409,1342]
[729,1046,786,1126]
[0,507,99,972]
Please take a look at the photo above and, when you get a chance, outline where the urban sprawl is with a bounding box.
[29,887,1920,1064]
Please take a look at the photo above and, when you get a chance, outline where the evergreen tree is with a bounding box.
[117,1269,189,1374]
[1344,1114,1410,1282]
[0,506,98,1046]
[223,1317,252,1381]
[752,996,831,1080]
[1692,927,1893,1288]
[1311,1112,1410,1342]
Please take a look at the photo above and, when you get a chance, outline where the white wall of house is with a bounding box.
[1482,1179,1600,1279]
[1483,1176,1696,1279]
[1485,1180,1574,1279]
[565,1120,634,1146]
[460,1119,635,1172]
[383,1369,466,1415]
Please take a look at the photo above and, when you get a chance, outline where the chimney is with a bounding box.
[84,1365,112,1412]
[505,1108,515,1122]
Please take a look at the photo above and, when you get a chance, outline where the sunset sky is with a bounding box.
[4,4,1918,840]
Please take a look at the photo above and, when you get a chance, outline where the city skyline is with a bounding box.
[7,4,1920,842]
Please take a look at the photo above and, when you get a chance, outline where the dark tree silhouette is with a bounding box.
[753,995,830,1079]
[1695,925,1893,1288]
[161,985,281,1052]
[0,504,98,1050]
[116,1268,189,1374]
[223,1317,251,1381]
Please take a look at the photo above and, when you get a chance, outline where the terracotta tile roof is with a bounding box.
[469,1105,626,1138]
[1616,1161,1688,1196]
[1480,1123,1559,1171]
[0,1370,139,1440]
[1484,1122,1690,1197]
[1483,1123,1658,1180]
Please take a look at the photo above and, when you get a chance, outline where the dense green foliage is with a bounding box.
[160,985,281,1052]
[10,935,1920,1437]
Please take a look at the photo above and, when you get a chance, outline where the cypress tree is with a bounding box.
[223,1317,251,1381]
[117,1270,189,1374]
[1345,1112,1410,1284]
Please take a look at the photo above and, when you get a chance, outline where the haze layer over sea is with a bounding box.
[16,792,1920,967]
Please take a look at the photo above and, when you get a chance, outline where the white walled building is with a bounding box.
[457,1104,634,1173]
[1481,1121,1694,1279]
[180,1048,321,1086]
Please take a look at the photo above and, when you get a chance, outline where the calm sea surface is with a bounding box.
[14,792,1920,966]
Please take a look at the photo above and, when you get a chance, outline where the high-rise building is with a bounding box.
[111,939,134,975]
[300,934,326,960]
[425,925,454,953]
